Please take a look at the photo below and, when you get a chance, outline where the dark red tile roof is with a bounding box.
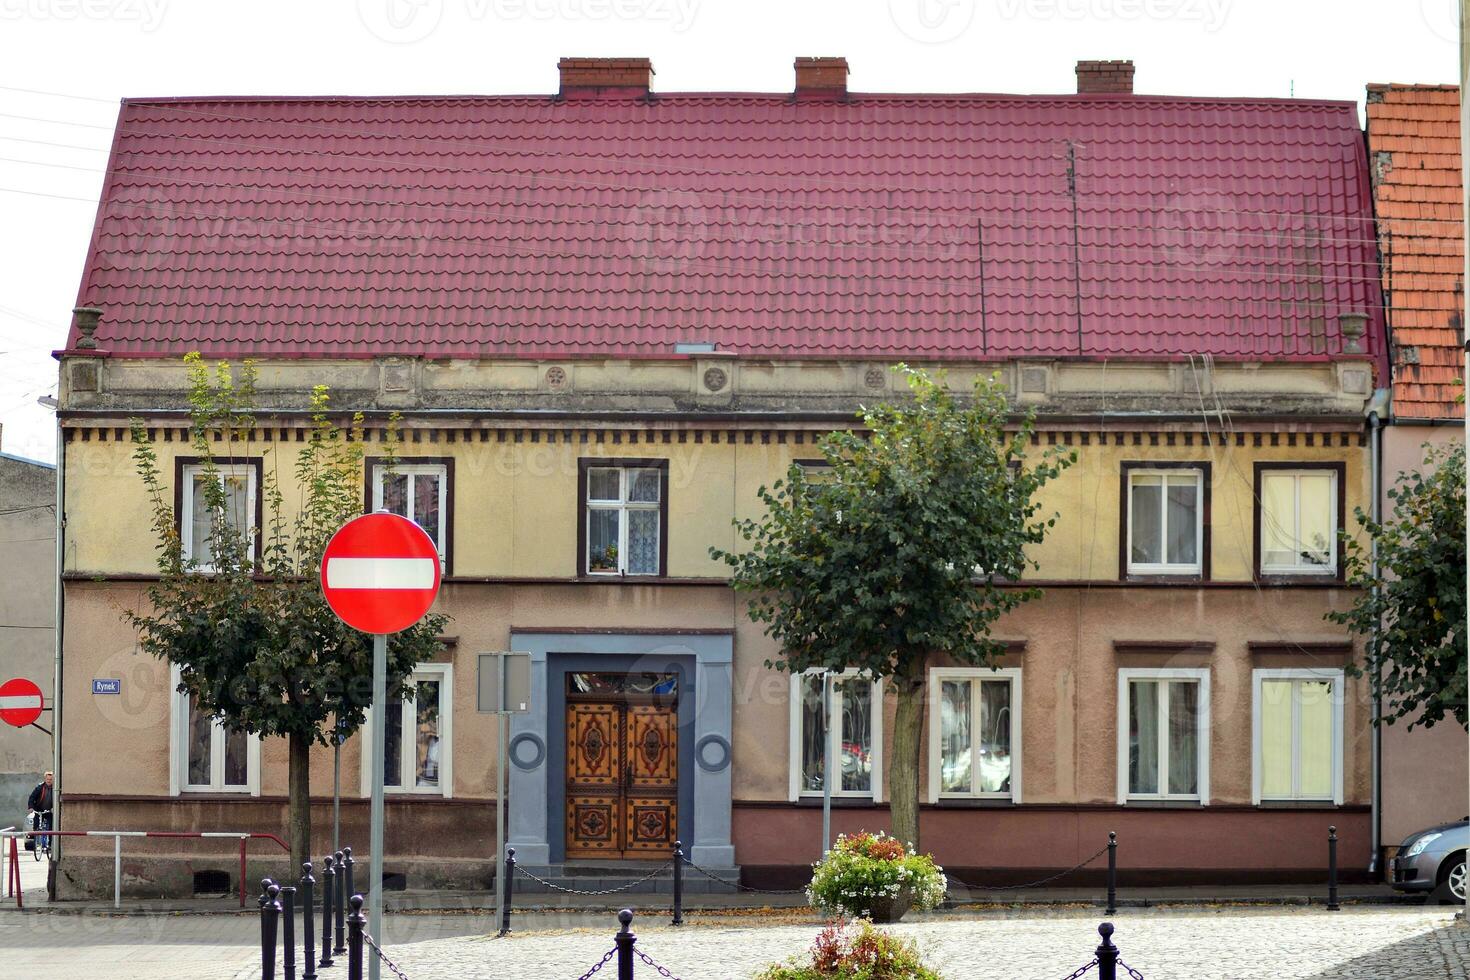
[1366,83,1464,420]
[70,91,1384,367]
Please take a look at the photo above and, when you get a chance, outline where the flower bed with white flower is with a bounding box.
[806,831,947,920]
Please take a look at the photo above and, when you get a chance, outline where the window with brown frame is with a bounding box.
[1253,462,1345,581]
[576,458,670,577]
[1118,461,1212,580]
[365,457,453,573]
[174,456,264,571]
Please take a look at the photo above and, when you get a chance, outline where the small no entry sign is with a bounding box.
[321,512,442,635]
[0,677,44,728]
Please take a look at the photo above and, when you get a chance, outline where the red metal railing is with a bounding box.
[2,828,289,909]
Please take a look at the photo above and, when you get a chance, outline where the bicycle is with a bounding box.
[27,810,51,861]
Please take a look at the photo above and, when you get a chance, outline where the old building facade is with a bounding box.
[52,58,1386,895]
[1365,82,1469,861]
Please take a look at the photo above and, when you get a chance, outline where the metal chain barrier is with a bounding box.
[1057,959,1098,980]
[683,858,808,895]
[1117,959,1145,979]
[948,844,1110,893]
[363,932,412,980]
[633,946,685,980]
[572,947,618,980]
[515,861,674,896]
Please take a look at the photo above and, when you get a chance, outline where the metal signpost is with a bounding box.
[321,512,442,980]
[479,652,531,928]
[822,670,833,856]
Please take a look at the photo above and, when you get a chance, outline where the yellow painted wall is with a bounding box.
[63,429,1369,584]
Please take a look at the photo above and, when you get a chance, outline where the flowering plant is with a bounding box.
[806,831,947,920]
[756,920,944,980]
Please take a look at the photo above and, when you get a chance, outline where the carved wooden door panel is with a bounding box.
[621,705,678,855]
[565,700,678,858]
[566,703,622,857]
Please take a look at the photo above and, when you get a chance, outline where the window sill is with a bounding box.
[931,797,1019,808]
[1120,799,1205,808]
[1255,799,1341,808]
[1256,574,1344,587]
[793,796,880,808]
[177,789,257,798]
[1122,572,1205,584]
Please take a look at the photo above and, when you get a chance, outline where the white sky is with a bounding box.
[0,0,1458,464]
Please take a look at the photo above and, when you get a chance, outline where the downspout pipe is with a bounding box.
[1366,387,1390,876]
[49,414,65,898]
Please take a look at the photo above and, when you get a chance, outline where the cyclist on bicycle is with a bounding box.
[26,771,54,857]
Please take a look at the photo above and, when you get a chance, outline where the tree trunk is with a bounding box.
[888,672,926,851]
[288,730,312,877]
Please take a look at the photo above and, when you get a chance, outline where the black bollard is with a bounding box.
[1106,831,1117,915]
[281,885,297,980]
[300,863,318,980]
[319,855,335,969]
[333,850,347,955]
[615,909,636,980]
[343,847,355,917]
[347,895,366,980]
[261,880,281,980]
[1095,921,1118,980]
[1327,825,1341,911]
[671,840,684,927]
[498,847,517,936]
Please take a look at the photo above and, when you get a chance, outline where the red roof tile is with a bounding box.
[1366,83,1464,420]
[70,90,1384,367]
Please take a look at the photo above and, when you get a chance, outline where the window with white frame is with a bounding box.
[1259,468,1338,575]
[1253,668,1344,804]
[180,462,257,570]
[364,663,453,797]
[371,462,448,561]
[790,671,883,800]
[170,665,260,795]
[582,463,665,576]
[1126,467,1204,575]
[1116,669,1210,803]
[929,667,1021,801]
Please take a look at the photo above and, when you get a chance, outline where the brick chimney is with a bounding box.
[1076,60,1134,95]
[558,58,653,98]
[795,57,848,98]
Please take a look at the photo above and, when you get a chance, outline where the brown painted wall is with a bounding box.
[58,575,1370,895]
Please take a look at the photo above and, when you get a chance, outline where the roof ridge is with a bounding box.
[119,91,1360,110]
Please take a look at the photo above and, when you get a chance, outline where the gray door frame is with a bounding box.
[506,631,735,868]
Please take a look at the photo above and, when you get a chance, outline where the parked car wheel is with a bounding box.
[1439,853,1466,903]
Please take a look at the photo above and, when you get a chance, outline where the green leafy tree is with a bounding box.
[713,368,1073,849]
[127,355,449,872]
[1328,442,1466,731]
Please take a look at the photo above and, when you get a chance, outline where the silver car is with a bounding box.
[1390,820,1468,902]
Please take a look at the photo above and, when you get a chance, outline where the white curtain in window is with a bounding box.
[1128,680,1159,794]
[1167,681,1198,796]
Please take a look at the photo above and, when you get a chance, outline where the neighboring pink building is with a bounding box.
[1365,83,1469,864]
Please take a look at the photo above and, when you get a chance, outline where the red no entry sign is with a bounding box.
[321,513,442,635]
[0,677,44,728]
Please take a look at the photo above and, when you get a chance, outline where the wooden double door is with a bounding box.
[565,681,679,859]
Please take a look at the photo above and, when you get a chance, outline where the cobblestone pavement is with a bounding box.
[374,908,1468,980]
[3,906,1467,979]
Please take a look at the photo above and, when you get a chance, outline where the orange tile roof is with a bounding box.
[1366,83,1464,420]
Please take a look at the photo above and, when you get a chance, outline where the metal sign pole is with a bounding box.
[822,670,833,856]
[368,632,387,980]
[333,730,341,858]
[495,653,508,930]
